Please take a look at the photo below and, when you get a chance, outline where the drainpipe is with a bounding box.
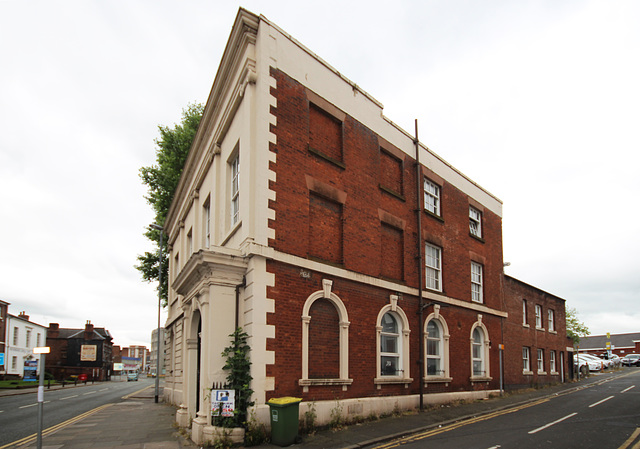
[414,120,425,411]
[235,276,247,333]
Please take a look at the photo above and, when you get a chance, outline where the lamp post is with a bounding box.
[33,346,50,449]
[150,223,163,403]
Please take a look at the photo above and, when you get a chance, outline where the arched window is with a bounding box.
[470,318,491,381]
[300,280,352,392]
[426,320,442,376]
[380,312,401,376]
[375,296,412,386]
[472,328,484,376]
[423,306,451,383]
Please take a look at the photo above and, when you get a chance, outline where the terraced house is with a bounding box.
[161,8,563,442]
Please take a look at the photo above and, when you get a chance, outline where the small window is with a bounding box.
[522,300,528,325]
[424,179,441,216]
[471,262,483,303]
[425,243,442,291]
[523,347,531,372]
[535,305,543,328]
[187,229,193,255]
[550,350,557,373]
[548,309,555,331]
[469,206,482,238]
[230,154,240,225]
[12,356,17,370]
[36,333,41,347]
[537,349,544,373]
[26,329,31,347]
[380,313,401,376]
[13,327,18,345]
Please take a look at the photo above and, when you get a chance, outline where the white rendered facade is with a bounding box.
[5,314,47,377]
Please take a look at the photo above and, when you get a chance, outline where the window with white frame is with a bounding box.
[230,154,240,225]
[36,333,41,347]
[522,299,528,325]
[472,328,485,376]
[471,262,483,303]
[537,349,544,373]
[535,305,543,328]
[523,347,531,372]
[13,327,18,345]
[203,199,211,248]
[550,350,557,373]
[380,312,402,376]
[12,356,17,370]
[425,243,442,291]
[469,206,482,237]
[548,309,555,331]
[26,329,31,347]
[424,179,441,216]
[426,320,443,376]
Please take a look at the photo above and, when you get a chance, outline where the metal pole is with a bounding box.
[37,353,45,449]
[155,228,163,403]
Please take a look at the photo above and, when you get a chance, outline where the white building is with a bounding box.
[5,312,47,377]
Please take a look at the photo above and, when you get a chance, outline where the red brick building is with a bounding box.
[502,275,570,389]
[162,10,516,441]
[46,321,113,381]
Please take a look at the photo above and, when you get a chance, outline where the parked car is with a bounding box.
[127,372,139,381]
[621,354,640,367]
[607,354,622,368]
[575,353,604,372]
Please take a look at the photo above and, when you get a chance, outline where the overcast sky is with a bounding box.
[1,1,638,348]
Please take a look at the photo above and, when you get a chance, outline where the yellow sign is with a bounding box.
[607,332,611,339]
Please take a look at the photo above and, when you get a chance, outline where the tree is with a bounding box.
[136,103,204,304]
[566,306,590,345]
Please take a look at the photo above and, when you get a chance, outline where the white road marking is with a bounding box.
[60,395,78,400]
[99,388,108,391]
[82,391,97,395]
[589,395,614,408]
[18,401,49,409]
[528,413,578,434]
[621,386,635,393]
[487,446,501,449]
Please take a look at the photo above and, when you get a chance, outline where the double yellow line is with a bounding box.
[0,403,113,449]
[373,398,550,448]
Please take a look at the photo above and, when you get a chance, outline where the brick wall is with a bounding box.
[265,67,507,401]
[503,275,569,389]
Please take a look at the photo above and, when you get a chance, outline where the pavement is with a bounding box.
[0,370,632,449]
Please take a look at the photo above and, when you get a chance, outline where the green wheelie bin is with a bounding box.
[268,397,302,446]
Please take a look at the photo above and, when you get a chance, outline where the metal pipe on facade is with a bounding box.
[414,119,425,411]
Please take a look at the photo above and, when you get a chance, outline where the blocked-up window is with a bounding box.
[203,199,211,248]
[381,223,403,280]
[380,150,403,196]
[309,193,343,264]
[230,154,240,225]
[309,103,343,163]
[308,298,340,379]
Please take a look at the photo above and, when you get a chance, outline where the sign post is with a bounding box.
[33,347,50,449]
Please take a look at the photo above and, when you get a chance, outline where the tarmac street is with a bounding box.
[0,368,637,449]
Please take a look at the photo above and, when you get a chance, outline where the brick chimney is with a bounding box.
[84,320,94,341]
[48,323,59,338]
[18,311,29,321]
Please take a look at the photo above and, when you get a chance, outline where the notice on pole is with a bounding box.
[23,360,38,381]
[80,345,97,361]
[211,389,235,417]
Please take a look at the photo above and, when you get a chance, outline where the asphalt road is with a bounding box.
[0,377,155,447]
[371,370,640,449]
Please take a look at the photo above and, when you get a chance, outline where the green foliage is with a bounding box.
[300,402,317,435]
[244,410,269,446]
[214,328,255,429]
[329,399,345,431]
[566,306,590,345]
[136,103,204,304]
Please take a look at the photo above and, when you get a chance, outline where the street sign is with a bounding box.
[607,332,611,339]
[211,389,235,417]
